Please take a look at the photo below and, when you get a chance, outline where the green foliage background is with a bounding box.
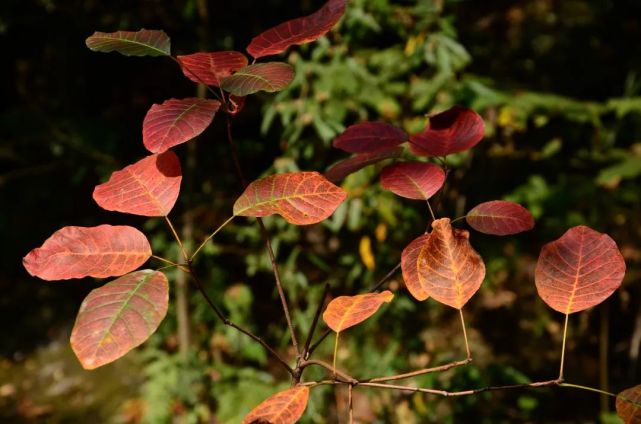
[2,0,641,422]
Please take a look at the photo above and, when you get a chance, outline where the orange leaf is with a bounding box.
[535,225,626,314]
[177,51,248,87]
[322,291,394,333]
[617,384,641,424]
[243,386,310,424]
[400,218,485,308]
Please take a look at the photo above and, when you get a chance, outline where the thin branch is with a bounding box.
[165,216,188,261]
[302,282,331,360]
[152,255,180,267]
[348,384,354,424]
[362,358,471,383]
[299,359,358,384]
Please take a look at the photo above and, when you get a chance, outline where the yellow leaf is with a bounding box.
[359,236,376,271]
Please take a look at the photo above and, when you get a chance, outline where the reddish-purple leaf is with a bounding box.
[535,226,626,314]
[247,0,347,59]
[243,386,310,424]
[409,106,485,157]
[220,63,295,96]
[322,291,394,333]
[401,218,486,308]
[332,122,407,154]
[93,151,182,217]
[466,200,535,236]
[380,161,445,200]
[177,51,248,87]
[85,29,170,57]
[324,148,402,183]
[617,385,641,423]
[233,172,347,225]
[142,98,220,153]
[70,270,168,369]
[23,225,151,281]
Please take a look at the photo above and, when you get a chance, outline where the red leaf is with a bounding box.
[233,172,347,225]
[142,98,220,153]
[93,151,181,217]
[380,161,445,200]
[409,106,485,157]
[332,122,407,154]
[401,218,486,308]
[324,148,402,183]
[535,226,626,314]
[220,63,294,96]
[70,270,168,369]
[617,385,641,423]
[247,0,347,59]
[466,200,535,236]
[243,386,310,424]
[23,225,151,281]
[177,51,248,87]
[322,291,394,333]
[85,29,170,57]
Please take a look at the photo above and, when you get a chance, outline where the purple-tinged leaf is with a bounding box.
[220,63,294,96]
[85,29,170,57]
[380,161,445,200]
[332,122,407,154]
[324,148,402,183]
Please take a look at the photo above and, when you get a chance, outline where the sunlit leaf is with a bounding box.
[142,98,220,153]
[23,225,151,281]
[401,218,485,308]
[380,161,445,200]
[617,384,641,424]
[466,200,535,235]
[220,63,295,96]
[177,51,248,87]
[322,291,394,333]
[324,148,402,183]
[93,151,181,217]
[70,270,168,369]
[535,226,626,314]
[233,172,347,225]
[85,29,170,57]
[409,106,485,156]
[332,121,407,154]
[247,0,347,59]
[243,386,310,424]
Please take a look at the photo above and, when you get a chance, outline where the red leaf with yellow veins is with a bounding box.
[243,386,310,424]
[177,51,248,87]
[85,29,170,57]
[220,62,295,96]
[401,233,431,301]
[380,161,445,200]
[466,200,535,236]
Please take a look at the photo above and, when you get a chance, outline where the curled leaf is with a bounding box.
[380,161,445,200]
[322,291,394,333]
[243,386,310,424]
[85,29,170,57]
[324,148,402,183]
[177,51,248,86]
[220,63,295,96]
[400,233,431,301]
[332,122,407,154]
[466,200,535,235]
[617,384,641,423]
[535,226,626,314]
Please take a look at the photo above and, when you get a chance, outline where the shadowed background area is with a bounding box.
[2,0,641,422]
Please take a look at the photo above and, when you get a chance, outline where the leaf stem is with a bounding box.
[459,308,472,360]
[190,216,235,260]
[152,255,179,267]
[333,332,340,379]
[302,282,331,360]
[450,215,467,224]
[362,358,471,383]
[559,313,569,380]
[348,383,354,424]
[559,383,617,398]
[426,199,437,222]
[165,216,188,261]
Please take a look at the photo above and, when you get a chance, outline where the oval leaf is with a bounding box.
[409,106,485,157]
[535,226,626,314]
[70,270,168,369]
[466,200,535,236]
[324,148,402,183]
[617,385,641,423]
[142,98,220,153]
[220,63,294,96]
[332,122,407,154]
[234,172,347,225]
[85,29,170,57]
[247,0,347,59]
[177,51,248,87]
[93,151,182,217]
[401,218,485,308]
[322,291,394,333]
[380,161,446,200]
[23,225,151,281]
[243,386,310,424]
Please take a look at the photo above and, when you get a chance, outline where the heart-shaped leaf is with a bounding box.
[142,98,220,153]
[332,122,407,154]
[247,0,347,59]
[324,148,402,183]
[380,161,446,200]
[177,51,248,87]
[410,106,485,157]
[401,218,485,308]
[233,172,347,225]
[93,151,182,217]
[85,29,170,57]
[220,63,294,96]
[23,225,151,281]
[70,270,168,369]
[466,200,535,236]
[535,226,626,314]
[243,386,310,424]
[322,291,394,333]
[617,385,641,423]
